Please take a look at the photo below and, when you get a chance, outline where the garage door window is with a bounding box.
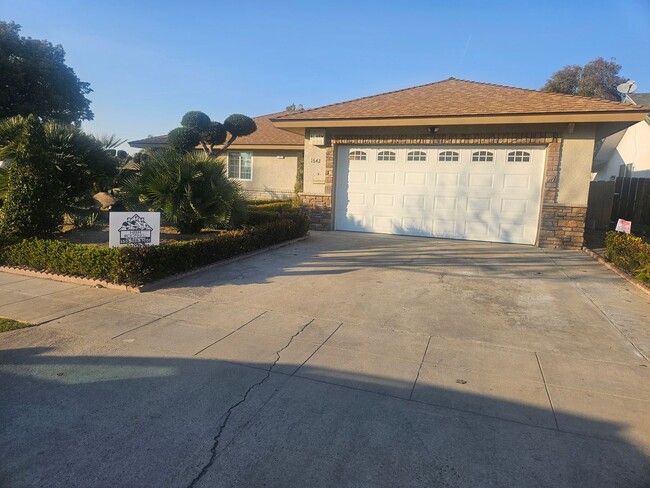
[228,152,252,180]
[507,150,531,162]
[471,150,494,162]
[349,150,367,161]
[438,151,459,162]
[377,150,396,161]
[407,150,427,162]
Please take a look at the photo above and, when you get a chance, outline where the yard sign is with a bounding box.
[109,212,160,247]
[615,218,632,234]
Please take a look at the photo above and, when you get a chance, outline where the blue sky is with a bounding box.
[2,0,649,151]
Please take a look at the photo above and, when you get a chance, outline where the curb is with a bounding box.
[583,247,650,298]
[0,235,310,294]
[0,266,140,292]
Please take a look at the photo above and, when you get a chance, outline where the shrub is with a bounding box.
[246,210,283,226]
[0,115,65,237]
[246,202,299,226]
[121,150,247,233]
[167,127,201,152]
[604,231,650,284]
[203,122,227,146]
[0,213,309,286]
[224,114,256,137]
[181,111,211,131]
[168,111,256,156]
[248,201,293,211]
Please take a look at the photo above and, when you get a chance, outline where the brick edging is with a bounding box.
[0,235,310,294]
[583,247,650,297]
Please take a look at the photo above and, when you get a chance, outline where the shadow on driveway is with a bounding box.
[1,346,648,488]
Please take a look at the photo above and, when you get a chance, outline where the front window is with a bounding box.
[228,152,252,180]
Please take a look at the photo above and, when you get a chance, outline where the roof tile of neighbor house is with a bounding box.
[130,111,304,148]
[628,93,650,106]
[273,78,650,121]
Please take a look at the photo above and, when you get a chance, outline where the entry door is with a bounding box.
[334,145,545,245]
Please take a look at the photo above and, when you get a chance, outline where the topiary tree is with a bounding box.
[0,115,65,237]
[120,149,247,233]
[167,110,256,156]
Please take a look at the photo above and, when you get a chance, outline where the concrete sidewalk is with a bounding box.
[1,232,649,487]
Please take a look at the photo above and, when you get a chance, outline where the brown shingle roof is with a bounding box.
[129,111,304,148]
[274,78,649,121]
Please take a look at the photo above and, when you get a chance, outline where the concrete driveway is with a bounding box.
[1,231,649,487]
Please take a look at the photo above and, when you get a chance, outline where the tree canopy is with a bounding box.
[542,57,626,101]
[0,21,93,123]
[167,111,256,156]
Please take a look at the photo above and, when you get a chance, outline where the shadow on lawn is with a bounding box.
[1,346,648,488]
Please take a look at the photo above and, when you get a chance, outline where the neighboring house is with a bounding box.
[129,112,304,200]
[592,93,650,181]
[271,78,648,249]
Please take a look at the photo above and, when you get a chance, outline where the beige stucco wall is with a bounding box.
[230,150,299,200]
[594,120,650,181]
[303,135,328,194]
[557,124,596,206]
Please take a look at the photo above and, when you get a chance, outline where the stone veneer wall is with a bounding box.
[299,131,587,249]
[299,194,332,231]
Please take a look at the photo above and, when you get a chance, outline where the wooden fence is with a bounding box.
[586,177,650,230]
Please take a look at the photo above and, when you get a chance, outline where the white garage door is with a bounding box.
[335,145,545,245]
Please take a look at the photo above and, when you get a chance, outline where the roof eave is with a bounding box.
[221,144,303,151]
[128,141,166,149]
[272,112,650,129]
[128,142,303,151]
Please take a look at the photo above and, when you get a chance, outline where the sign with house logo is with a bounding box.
[109,212,160,247]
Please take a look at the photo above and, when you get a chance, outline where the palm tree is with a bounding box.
[120,149,247,234]
[0,116,121,211]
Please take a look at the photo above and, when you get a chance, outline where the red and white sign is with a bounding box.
[615,219,632,234]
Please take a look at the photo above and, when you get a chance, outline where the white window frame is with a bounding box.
[507,150,531,163]
[438,150,460,162]
[377,150,397,161]
[228,151,253,181]
[471,150,494,162]
[407,150,427,162]
[349,150,367,161]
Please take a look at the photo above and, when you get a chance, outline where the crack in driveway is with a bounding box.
[186,318,315,488]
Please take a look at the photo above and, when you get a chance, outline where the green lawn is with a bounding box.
[0,318,35,333]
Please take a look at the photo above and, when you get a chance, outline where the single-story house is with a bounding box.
[592,92,650,181]
[271,78,649,249]
[129,112,304,200]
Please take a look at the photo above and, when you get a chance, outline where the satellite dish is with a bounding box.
[617,80,638,95]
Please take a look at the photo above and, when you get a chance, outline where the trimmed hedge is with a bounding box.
[249,201,293,211]
[0,214,309,286]
[604,231,650,284]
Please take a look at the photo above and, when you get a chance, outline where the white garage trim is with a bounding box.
[334,145,546,245]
